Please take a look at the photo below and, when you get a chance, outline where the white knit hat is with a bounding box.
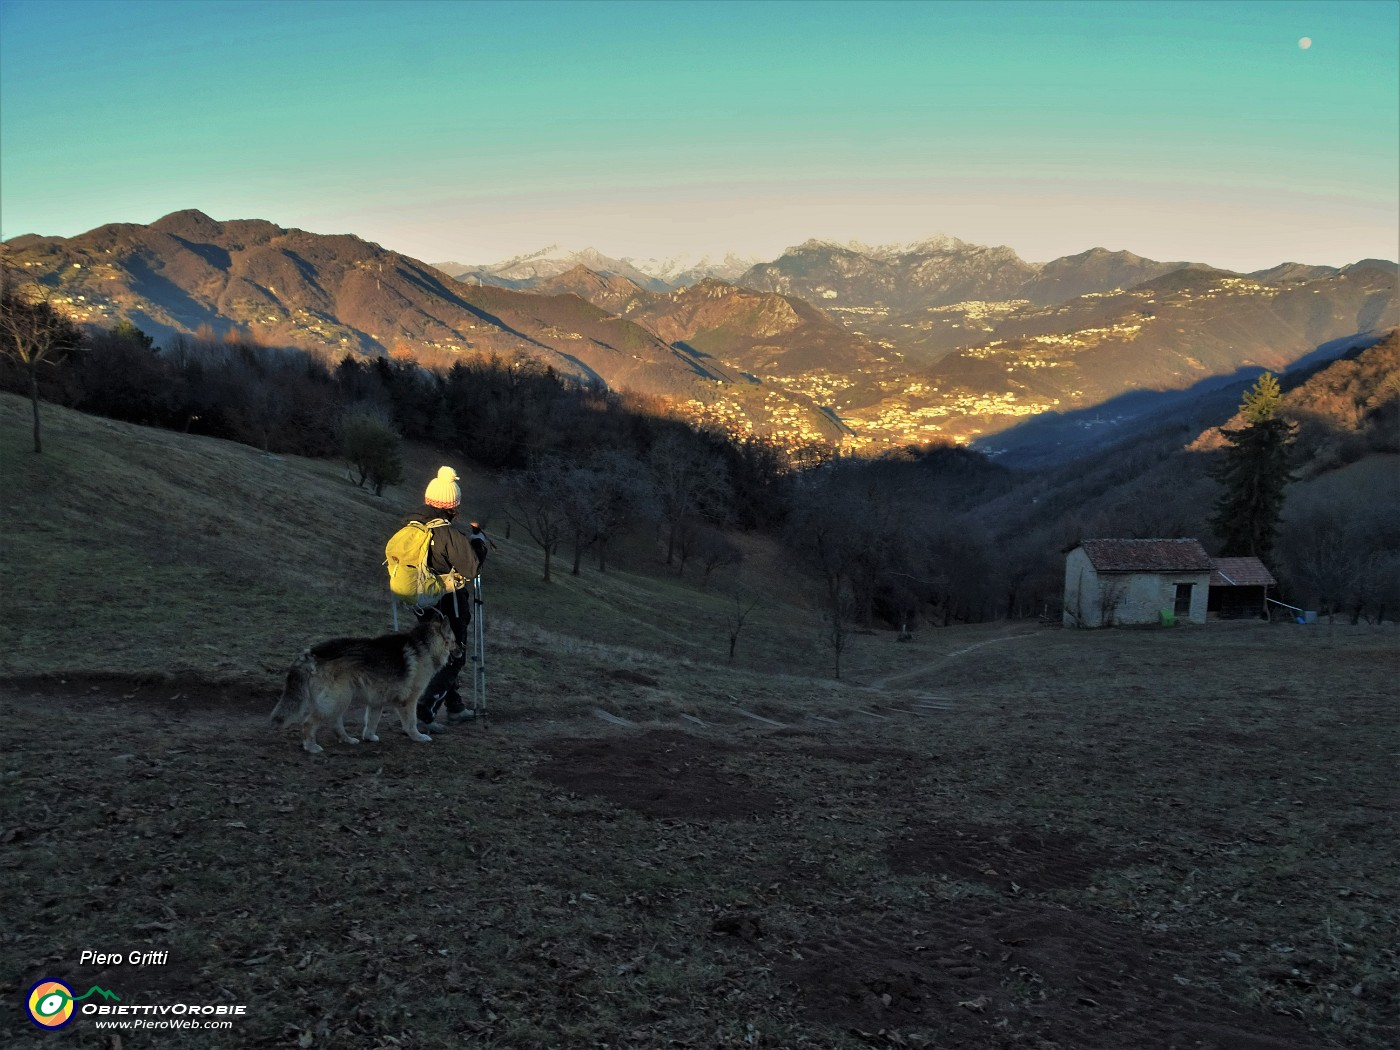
[424,466,460,509]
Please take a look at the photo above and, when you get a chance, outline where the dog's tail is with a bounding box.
[269,651,315,728]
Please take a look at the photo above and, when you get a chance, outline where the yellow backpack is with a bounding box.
[384,519,449,608]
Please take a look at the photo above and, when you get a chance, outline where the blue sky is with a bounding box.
[1,0,1396,269]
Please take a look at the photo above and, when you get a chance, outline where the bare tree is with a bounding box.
[588,449,657,573]
[559,465,605,576]
[1099,575,1128,627]
[1280,489,1400,623]
[1066,566,1090,628]
[827,592,852,679]
[846,480,909,627]
[553,449,657,575]
[695,527,743,586]
[504,458,571,582]
[648,431,732,567]
[673,516,742,580]
[0,263,84,453]
[725,587,758,664]
[787,473,863,614]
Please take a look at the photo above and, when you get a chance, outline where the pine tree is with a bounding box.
[1208,372,1296,561]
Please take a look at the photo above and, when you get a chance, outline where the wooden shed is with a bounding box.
[1208,557,1276,619]
[1063,539,1213,627]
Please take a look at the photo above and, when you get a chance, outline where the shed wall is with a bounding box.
[1063,549,1210,626]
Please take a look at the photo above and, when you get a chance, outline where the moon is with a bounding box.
[1299,37,1312,49]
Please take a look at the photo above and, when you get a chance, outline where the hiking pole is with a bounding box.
[466,522,493,718]
[471,574,486,717]
[452,578,467,710]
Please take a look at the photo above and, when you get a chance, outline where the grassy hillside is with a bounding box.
[3,393,1397,1050]
[2,392,414,682]
[0,391,928,693]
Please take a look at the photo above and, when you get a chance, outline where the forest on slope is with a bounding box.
[4,254,1396,628]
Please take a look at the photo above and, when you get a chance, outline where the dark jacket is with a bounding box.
[407,507,481,581]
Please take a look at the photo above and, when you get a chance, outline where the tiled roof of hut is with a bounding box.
[1077,538,1214,573]
[1210,557,1277,587]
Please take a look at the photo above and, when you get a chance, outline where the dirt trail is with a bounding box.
[860,627,1040,691]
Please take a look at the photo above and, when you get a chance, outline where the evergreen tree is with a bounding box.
[342,408,404,496]
[1208,372,1295,561]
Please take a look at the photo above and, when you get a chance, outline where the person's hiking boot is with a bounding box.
[417,691,450,730]
[439,687,471,721]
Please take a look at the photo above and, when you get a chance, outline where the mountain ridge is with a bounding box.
[433,246,761,292]
[4,210,1394,458]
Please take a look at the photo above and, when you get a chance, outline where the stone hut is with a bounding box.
[1063,539,1213,627]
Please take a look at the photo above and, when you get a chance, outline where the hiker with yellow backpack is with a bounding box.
[385,466,485,732]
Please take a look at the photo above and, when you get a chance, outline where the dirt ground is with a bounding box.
[3,623,1397,1049]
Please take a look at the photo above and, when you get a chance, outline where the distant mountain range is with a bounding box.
[4,211,1395,461]
[442,236,1343,311]
[434,247,758,292]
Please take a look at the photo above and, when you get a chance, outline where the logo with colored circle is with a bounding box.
[27,980,76,1029]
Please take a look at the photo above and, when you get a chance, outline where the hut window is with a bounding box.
[1174,583,1194,616]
